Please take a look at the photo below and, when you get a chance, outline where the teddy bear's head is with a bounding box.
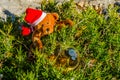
[35,13,59,36]
[22,8,59,37]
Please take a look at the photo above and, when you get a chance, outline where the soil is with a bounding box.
[0,0,117,19]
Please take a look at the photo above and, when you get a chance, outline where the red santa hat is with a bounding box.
[25,8,47,26]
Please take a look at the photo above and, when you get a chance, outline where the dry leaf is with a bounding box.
[88,59,97,68]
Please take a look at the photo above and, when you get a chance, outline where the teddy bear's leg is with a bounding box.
[32,31,43,49]
[34,38,43,49]
[57,19,74,30]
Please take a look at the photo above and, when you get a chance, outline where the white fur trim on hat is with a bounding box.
[32,12,46,26]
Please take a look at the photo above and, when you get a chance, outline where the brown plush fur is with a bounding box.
[32,13,73,49]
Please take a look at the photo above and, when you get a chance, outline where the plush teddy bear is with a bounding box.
[21,8,73,49]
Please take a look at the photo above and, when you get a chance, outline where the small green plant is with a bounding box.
[0,0,120,80]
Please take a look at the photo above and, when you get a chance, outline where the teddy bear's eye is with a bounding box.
[41,24,44,27]
[46,28,50,32]
[47,22,49,24]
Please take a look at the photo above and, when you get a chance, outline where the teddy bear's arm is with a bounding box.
[57,19,74,30]
[32,31,43,49]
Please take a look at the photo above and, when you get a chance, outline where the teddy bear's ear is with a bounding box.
[52,13,59,20]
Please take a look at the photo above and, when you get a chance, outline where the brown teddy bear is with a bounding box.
[21,8,73,49]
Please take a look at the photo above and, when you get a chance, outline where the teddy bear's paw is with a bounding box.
[32,40,43,49]
[64,19,74,26]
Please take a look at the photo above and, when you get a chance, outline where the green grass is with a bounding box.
[0,0,120,80]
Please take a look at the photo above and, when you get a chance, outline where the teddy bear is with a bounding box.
[21,8,73,49]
